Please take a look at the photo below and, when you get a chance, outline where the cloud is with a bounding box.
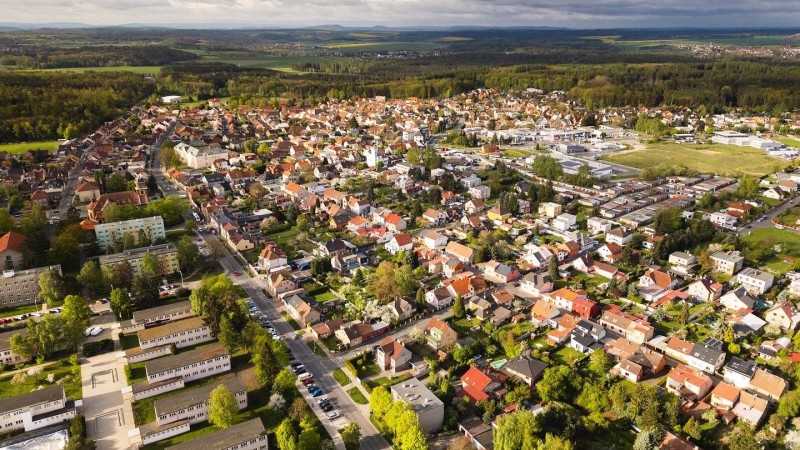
[3,0,800,27]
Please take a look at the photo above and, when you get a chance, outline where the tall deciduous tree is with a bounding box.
[78,260,106,296]
[208,385,239,428]
[38,268,65,307]
[109,288,131,320]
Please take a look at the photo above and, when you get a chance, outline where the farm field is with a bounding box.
[0,140,60,154]
[603,143,791,176]
[34,66,162,75]
[192,51,337,72]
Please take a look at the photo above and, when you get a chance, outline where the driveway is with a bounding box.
[80,312,135,450]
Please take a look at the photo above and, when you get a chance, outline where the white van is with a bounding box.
[298,372,313,381]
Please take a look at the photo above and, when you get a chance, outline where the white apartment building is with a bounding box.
[0,329,27,366]
[137,317,212,350]
[0,265,62,308]
[174,142,229,169]
[0,386,76,433]
[735,267,775,295]
[165,418,268,450]
[94,216,166,250]
[391,377,444,434]
[100,243,179,279]
[121,300,194,334]
[710,251,744,275]
[155,376,246,426]
[144,343,230,384]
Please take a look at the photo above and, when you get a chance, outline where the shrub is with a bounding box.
[82,339,114,357]
[124,365,132,382]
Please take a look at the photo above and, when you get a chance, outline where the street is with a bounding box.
[195,230,391,450]
[737,195,800,236]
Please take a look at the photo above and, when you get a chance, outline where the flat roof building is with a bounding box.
[94,216,166,250]
[166,418,268,450]
[391,377,444,434]
[0,265,62,308]
[100,244,178,279]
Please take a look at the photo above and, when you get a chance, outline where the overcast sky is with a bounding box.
[4,0,800,28]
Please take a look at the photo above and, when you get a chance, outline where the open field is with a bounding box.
[323,41,446,52]
[742,227,800,256]
[193,51,337,73]
[775,136,800,148]
[0,140,59,154]
[0,303,39,319]
[32,66,162,75]
[603,143,791,176]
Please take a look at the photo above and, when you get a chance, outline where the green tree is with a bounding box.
[77,260,106,296]
[452,295,466,319]
[340,423,361,450]
[298,429,321,450]
[122,232,137,251]
[140,253,161,282]
[48,234,80,271]
[415,288,426,309]
[272,369,297,395]
[633,429,662,450]
[38,268,65,307]
[251,334,279,385]
[276,418,298,450]
[208,385,239,428]
[531,155,563,180]
[547,257,559,281]
[683,417,701,441]
[0,210,14,235]
[537,434,573,450]
[494,410,541,450]
[587,348,612,378]
[175,236,200,273]
[217,315,239,353]
[106,173,128,193]
[370,386,394,424]
[537,366,579,404]
[778,389,800,418]
[109,288,131,320]
[130,275,159,310]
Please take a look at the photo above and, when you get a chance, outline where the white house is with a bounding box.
[419,230,448,250]
[468,185,491,199]
[710,251,744,275]
[552,213,577,232]
[606,227,632,246]
[385,233,413,255]
[735,267,774,295]
[709,212,737,230]
[587,217,613,235]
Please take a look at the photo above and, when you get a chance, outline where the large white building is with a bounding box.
[174,142,229,169]
[137,317,212,350]
[0,386,76,433]
[0,265,62,308]
[390,377,444,434]
[121,300,194,334]
[94,216,166,250]
[99,243,179,279]
[165,418,268,450]
[144,343,230,384]
[735,267,775,295]
[711,131,781,150]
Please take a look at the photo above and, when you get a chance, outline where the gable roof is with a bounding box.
[0,231,25,254]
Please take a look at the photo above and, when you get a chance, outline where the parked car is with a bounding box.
[316,397,329,404]
[301,378,315,386]
[310,389,324,397]
[321,403,334,412]
[297,372,313,381]
[326,411,339,419]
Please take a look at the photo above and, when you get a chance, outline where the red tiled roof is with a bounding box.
[0,231,24,254]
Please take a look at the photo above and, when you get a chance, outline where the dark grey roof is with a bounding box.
[702,337,725,351]
[691,343,724,365]
[166,418,266,450]
[145,343,228,377]
[724,357,757,377]
[503,355,548,382]
[571,332,595,347]
[132,300,192,323]
[0,328,26,353]
[154,375,245,417]
[0,386,64,415]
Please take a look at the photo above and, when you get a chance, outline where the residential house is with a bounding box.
[266,272,297,297]
[465,199,486,214]
[388,298,415,322]
[0,329,27,366]
[0,231,25,270]
[732,391,768,427]
[461,367,503,403]
[425,286,453,309]
[0,386,76,433]
[282,294,321,325]
[599,309,654,344]
[538,202,562,218]
[376,337,412,372]
[257,246,288,272]
[606,227,632,246]
[468,297,493,321]
[486,205,511,222]
[765,301,800,331]
[615,348,666,382]
[572,297,600,319]
[385,233,413,255]
[422,208,447,226]
[587,217,614,235]
[521,243,554,268]
[719,287,757,311]
[749,368,787,401]
[530,300,560,328]
[710,382,740,411]
[501,355,548,387]
[710,251,744,275]
[445,242,474,264]
[424,317,457,351]
[519,272,553,297]
[668,252,697,276]
[735,268,774,295]
[639,265,681,290]
[723,357,757,388]
[74,180,101,202]
[686,278,723,302]
[665,364,713,401]
[137,317,212,350]
[482,260,520,283]
[597,243,623,263]
[568,319,606,353]
[419,230,448,250]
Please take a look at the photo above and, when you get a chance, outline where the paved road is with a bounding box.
[196,230,391,450]
[737,195,800,236]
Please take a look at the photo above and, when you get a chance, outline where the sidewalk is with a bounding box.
[80,314,136,450]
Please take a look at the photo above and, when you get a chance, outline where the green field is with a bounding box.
[0,304,40,319]
[742,227,800,256]
[603,143,791,176]
[0,140,59,154]
[324,41,446,52]
[775,136,800,148]
[0,358,82,400]
[32,66,162,75]
[193,51,337,73]
[346,386,368,404]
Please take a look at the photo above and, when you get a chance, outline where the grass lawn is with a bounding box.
[775,136,800,148]
[119,333,140,351]
[0,303,39,319]
[366,374,409,390]
[265,228,300,246]
[185,261,225,282]
[333,368,351,386]
[0,358,82,400]
[550,346,587,366]
[406,342,438,361]
[742,227,800,256]
[281,313,302,331]
[127,361,147,386]
[0,140,59,154]
[450,318,488,341]
[502,148,532,158]
[603,143,791,176]
[764,256,793,274]
[306,340,327,357]
[312,290,337,303]
[346,386,369,404]
[165,229,187,243]
[319,335,341,352]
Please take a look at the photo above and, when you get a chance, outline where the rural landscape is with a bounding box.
[1,3,800,450]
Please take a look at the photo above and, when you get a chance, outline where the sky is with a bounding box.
[3,0,800,28]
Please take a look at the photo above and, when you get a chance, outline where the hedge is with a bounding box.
[83,339,115,357]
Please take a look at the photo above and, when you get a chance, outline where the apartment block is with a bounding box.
[99,243,179,279]
[94,216,166,250]
[137,317,212,350]
[144,343,230,384]
[391,377,444,434]
[0,386,76,433]
[0,265,62,308]
[121,300,194,334]
[166,418,268,450]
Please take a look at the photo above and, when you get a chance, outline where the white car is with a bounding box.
[326,411,340,420]
[90,326,102,336]
[84,327,95,337]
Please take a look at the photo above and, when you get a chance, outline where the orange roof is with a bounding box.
[711,382,740,403]
[461,367,493,402]
[393,233,412,246]
[0,231,25,254]
[552,288,582,302]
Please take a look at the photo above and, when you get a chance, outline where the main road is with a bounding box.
[195,229,392,450]
[737,194,800,236]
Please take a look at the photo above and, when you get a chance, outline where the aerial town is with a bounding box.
[1,86,800,450]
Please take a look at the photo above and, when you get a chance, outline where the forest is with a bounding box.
[2,27,800,143]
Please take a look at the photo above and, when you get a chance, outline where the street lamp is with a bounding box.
[177,270,184,287]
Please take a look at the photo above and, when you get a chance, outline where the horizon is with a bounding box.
[4,0,800,29]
